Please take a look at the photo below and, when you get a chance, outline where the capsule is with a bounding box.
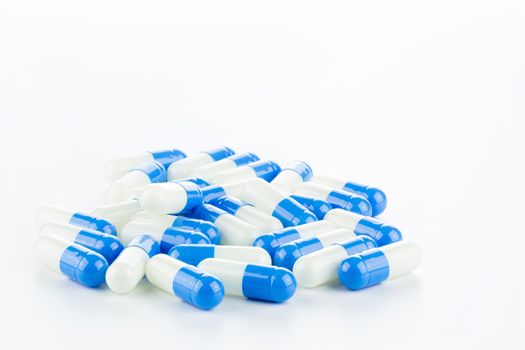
[293,236,377,288]
[146,254,224,310]
[253,220,337,257]
[37,235,108,287]
[240,178,317,227]
[120,220,210,253]
[190,152,260,181]
[324,208,402,246]
[312,175,388,216]
[198,259,296,303]
[106,161,167,203]
[91,200,142,231]
[339,242,421,290]
[208,160,281,184]
[191,204,262,245]
[106,235,160,294]
[40,222,124,264]
[290,194,333,220]
[174,177,210,188]
[132,211,221,244]
[104,148,186,182]
[36,206,117,236]
[213,195,283,232]
[292,182,372,216]
[138,181,203,215]
[273,228,361,270]
[167,146,235,181]
[201,180,248,203]
[169,244,271,266]
[270,161,313,192]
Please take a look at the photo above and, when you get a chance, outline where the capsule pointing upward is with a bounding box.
[167,146,235,181]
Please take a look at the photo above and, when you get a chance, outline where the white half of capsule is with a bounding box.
[92,200,142,231]
[137,183,190,215]
[379,242,422,279]
[214,214,262,246]
[120,221,167,245]
[37,235,71,272]
[104,153,155,182]
[218,180,249,199]
[311,174,347,188]
[240,179,284,214]
[314,228,356,246]
[214,246,272,265]
[106,246,150,294]
[131,211,175,227]
[292,220,338,238]
[36,206,76,229]
[105,170,152,203]
[146,254,186,294]
[208,167,258,185]
[167,153,214,181]
[234,205,283,232]
[271,169,305,192]
[190,158,238,181]
[197,258,247,296]
[39,222,83,241]
[291,182,332,199]
[324,209,363,232]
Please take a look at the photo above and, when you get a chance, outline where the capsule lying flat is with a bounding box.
[37,206,117,236]
[190,152,260,181]
[138,181,203,215]
[200,180,248,203]
[146,254,224,310]
[270,161,313,192]
[339,242,422,290]
[169,244,271,266]
[290,194,333,220]
[167,146,235,181]
[208,160,281,184]
[198,258,296,303]
[91,199,142,231]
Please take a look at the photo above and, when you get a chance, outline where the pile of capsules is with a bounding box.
[36,146,422,310]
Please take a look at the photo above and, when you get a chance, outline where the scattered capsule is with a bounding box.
[213,195,283,232]
[106,161,167,203]
[106,235,160,294]
[273,228,363,270]
[169,244,271,266]
[190,152,260,181]
[173,177,211,188]
[167,146,235,181]
[270,161,313,192]
[241,178,317,227]
[198,258,296,303]
[339,242,421,290]
[146,254,224,310]
[290,194,333,220]
[293,236,377,288]
[37,235,108,288]
[312,175,387,216]
[40,222,123,264]
[324,208,402,246]
[104,148,186,182]
[36,206,117,236]
[138,181,203,215]
[208,160,281,184]
[292,182,372,216]
[91,199,142,231]
[201,180,248,203]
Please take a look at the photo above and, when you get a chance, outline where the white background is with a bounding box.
[2,1,524,349]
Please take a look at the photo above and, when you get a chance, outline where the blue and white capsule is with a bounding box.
[106,234,160,294]
[201,180,248,203]
[40,222,124,264]
[106,161,167,203]
[146,254,224,310]
[91,199,142,232]
[270,161,313,192]
[312,175,388,216]
[241,178,317,227]
[213,195,283,232]
[167,146,235,181]
[339,242,422,290]
[37,235,108,288]
[290,194,333,220]
[190,152,260,181]
[324,208,402,246]
[209,160,281,184]
[138,181,203,215]
[37,206,117,236]
[169,244,271,266]
[104,148,186,182]
[198,259,296,303]
[292,182,372,216]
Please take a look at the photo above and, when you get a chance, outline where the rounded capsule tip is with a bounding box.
[76,252,109,288]
[190,274,225,310]
[106,264,138,294]
[376,225,403,246]
[348,197,373,216]
[92,218,118,236]
[338,255,370,290]
[273,244,302,271]
[97,236,124,264]
[366,187,387,216]
[252,234,280,257]
[188,232,211,245]
[269,267,297,303]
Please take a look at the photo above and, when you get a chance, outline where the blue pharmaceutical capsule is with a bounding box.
[138,181,203,215]
[37,206,117,236]
[173,177,211,188]
[270,161,313,192]
[191,152,260,182]
[200,180,247,203]
[290,194,333,220]
[91,199,142,230]
[198,259,297,303]
[339,242,422,290]
[209,160,281,184]
[37,235,108,287]
[167,146,235,181]
[40,222,124,264]
[169,244,271,266]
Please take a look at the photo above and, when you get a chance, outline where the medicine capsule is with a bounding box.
[167,146,235,181]
[273,228,363,270]
[191,204,262,245]
[339,242,422,290]
[146,254,224,310]
[201,180,247,203]
[293,236,377,288]
[292,182,372,216]
[241,178,317,227]
[132,211,221,244]
[290,194,333,220]
[120,220,210,253]
[104,148,186,182]
[190,152,260,181]
[37,235,108,288]
[312,175,388,216]
[106,234,160,294]
[40,222,124,264]
[270,161,313,192]
[253,220,337,257]
[169,244,271,266]
[174,177,211,188]
[208,160,281,184]
[324,208,402,246]
[36,206,117,236]
[91,199,142,231]
[106,161,167,203]
[213,195,283,232]
[198,258,296,303]
[138,181,203,215]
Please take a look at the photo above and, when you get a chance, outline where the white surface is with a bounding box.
[294,244,350,288]
[145,254,184,295]
[106,246,149,294]
[381,242,423,279]
[234,205,284,232]
[198,258,248,296]
[214,246,272,266]
[3,0,524,349]
[138,182,189,214]
[325,208,364,231]
[214,213,262,246]
[167,152,213,180]
[315,228,356,246]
